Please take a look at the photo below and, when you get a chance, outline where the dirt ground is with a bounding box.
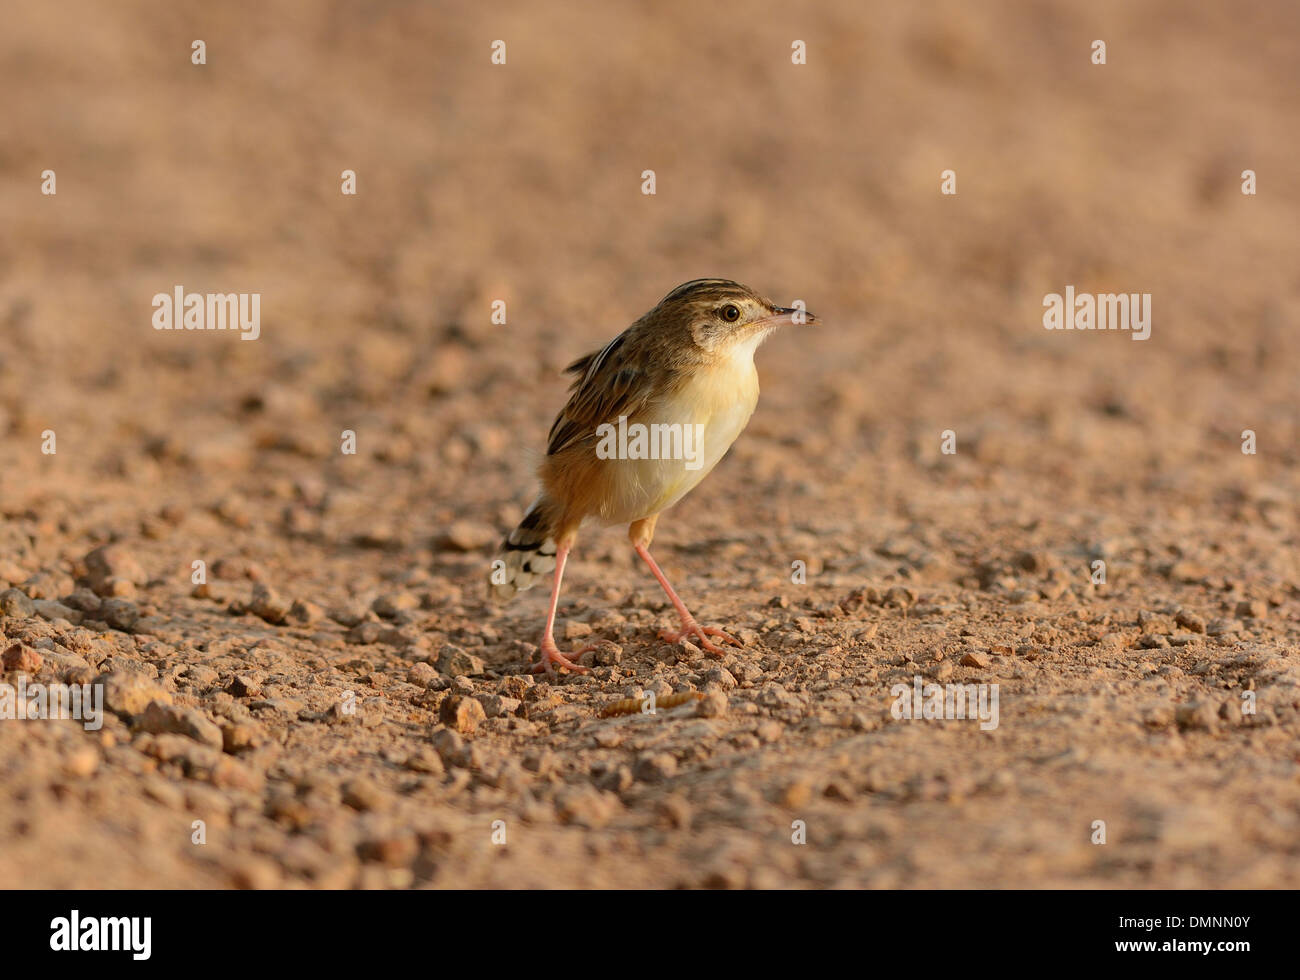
[2,0,1298,889]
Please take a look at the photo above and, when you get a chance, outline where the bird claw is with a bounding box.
[529,640,594,675]
[658,621,740,656]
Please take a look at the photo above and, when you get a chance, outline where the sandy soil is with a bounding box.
[2,0,1298,888]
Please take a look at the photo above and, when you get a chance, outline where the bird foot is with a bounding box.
[529,638,593,675]
[657,621,740,656]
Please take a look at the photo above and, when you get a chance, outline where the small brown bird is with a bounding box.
[491,279,817,674]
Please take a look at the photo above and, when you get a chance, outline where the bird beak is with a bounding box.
[766,306,818,326]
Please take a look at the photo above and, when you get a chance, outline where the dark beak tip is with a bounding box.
[773,306,817,323]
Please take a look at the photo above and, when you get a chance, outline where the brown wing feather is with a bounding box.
[546,329,656,457]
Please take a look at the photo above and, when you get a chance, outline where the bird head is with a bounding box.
[649,278,817,355]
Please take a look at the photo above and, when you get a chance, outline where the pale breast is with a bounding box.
[591,346,760,525]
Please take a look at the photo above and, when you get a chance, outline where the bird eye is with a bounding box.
[720,304,741,322]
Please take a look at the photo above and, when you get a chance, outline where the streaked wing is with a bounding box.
[546,330,654,456]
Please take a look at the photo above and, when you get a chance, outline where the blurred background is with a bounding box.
[0,0,1297,888]
[3,0,1296,534]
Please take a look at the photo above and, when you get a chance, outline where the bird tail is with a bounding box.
[488,495,561,601]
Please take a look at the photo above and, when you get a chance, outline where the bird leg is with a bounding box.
[630,517,740,656]
[529,542,593,675]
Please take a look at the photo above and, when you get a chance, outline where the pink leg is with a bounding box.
[529,543,593,675]
[634,543,740,656]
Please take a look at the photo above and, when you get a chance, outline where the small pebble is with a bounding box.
[0,588,35,618]
[960,650,990,668]
[439,695,487,734]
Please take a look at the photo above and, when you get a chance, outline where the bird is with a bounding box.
[490,278,817,675]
